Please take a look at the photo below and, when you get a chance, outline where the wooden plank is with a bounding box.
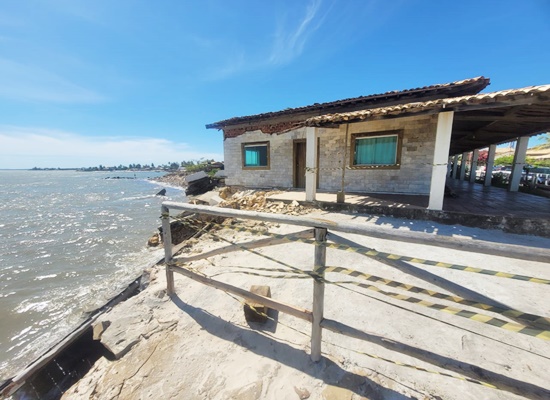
[162,202,550,263]
[311,228,327,362]
[173,229,314,264]
[170,264,313,322]
[321,318,550,400]
[161,205,174,295]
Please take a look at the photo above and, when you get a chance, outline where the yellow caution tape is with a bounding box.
[169,218,550,340]
[219,273,500,391]
[329,278,550,341]
[174,217,550,286]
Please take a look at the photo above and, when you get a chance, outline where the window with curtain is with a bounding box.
[242,142,269,168]
[352,133,400,167]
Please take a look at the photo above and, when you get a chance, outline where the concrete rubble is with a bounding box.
[214,188,313,216]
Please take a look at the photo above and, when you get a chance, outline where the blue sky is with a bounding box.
[0,0,548,169]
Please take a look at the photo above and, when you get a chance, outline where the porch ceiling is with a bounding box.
[450,101,550,154]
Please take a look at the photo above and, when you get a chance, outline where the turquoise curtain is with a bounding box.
[245,148,260,166]
[244,145,267,166]
[354,136,397,165]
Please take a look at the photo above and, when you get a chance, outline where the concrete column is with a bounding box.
[508,136,529,192]
[460,152,468,180]
[469,149,479,183]
[428,111,454,210]
[484,144,497,187]
[305,127,318,201]
[452,154,459,179]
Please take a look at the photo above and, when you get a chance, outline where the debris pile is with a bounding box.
[218,189,313,216]
[152,172,187,187]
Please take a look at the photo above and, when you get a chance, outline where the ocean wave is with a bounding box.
[0,170,181,380]
[34,274,57,280]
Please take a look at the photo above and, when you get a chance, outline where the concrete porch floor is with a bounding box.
[266,179,550,236]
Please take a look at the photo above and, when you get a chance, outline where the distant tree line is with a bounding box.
[77,159,223,172]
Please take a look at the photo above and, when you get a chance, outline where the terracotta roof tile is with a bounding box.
[206,76,490,129]
[305,84,550,126]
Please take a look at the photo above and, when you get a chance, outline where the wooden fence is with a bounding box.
[162,202,550,366]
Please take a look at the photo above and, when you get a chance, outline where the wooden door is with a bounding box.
[294,141,306,188]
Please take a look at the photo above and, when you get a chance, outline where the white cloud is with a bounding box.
[267,0,324,66]
[200,0,326,81]
[0,126,223,169]
[0,58,105,103]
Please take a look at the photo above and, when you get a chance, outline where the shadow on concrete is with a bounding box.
[245,308,279,334]
[327,233,515,310]
[171,294,550,400]
[171,294,413,399]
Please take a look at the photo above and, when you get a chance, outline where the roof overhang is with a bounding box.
[206,76,490,130]
[305,84,550,155]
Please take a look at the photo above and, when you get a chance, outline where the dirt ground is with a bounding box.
[61,205,550,400]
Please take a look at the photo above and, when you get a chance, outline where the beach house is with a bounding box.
[206,77,550,210]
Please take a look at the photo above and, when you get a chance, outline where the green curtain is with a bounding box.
[244,145,267,166]
[354,136,397,165]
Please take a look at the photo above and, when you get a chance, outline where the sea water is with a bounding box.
[0,170,186,380]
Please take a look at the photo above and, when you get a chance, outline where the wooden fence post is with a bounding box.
[311,227,327,362]
[161,205,175,295]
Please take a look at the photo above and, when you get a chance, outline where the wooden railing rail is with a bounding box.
[161,201,550,364]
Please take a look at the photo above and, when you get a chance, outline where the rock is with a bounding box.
[96,307,160,359]
[147,233,160,247]
[156,188,167,196]
[209,194,223,206]
[219,186,232,200]
[294,386,311,399]
[244,285,271,323]
[217,189,313,216]
[193,190,223,206]
[92,320,111,340]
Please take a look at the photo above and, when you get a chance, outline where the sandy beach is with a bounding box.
[59,192,550,400]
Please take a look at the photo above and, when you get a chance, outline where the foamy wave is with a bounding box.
[35,274,57,281]
[16,300,51,313]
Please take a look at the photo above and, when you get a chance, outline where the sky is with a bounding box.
[0,0,549,169]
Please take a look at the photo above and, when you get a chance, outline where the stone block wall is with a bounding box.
[224,128,307,188]
[224,114,438,195]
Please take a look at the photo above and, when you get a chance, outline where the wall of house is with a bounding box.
[223,114,438,194]
[320,114,438,194]
[223,128,307,188]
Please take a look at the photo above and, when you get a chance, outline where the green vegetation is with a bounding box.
[493,155,515,166]
[77,159,223,173]
[494,155,550,168]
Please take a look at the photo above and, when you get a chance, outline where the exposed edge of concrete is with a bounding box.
[296,200,550,238]
[0,275,146,399]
